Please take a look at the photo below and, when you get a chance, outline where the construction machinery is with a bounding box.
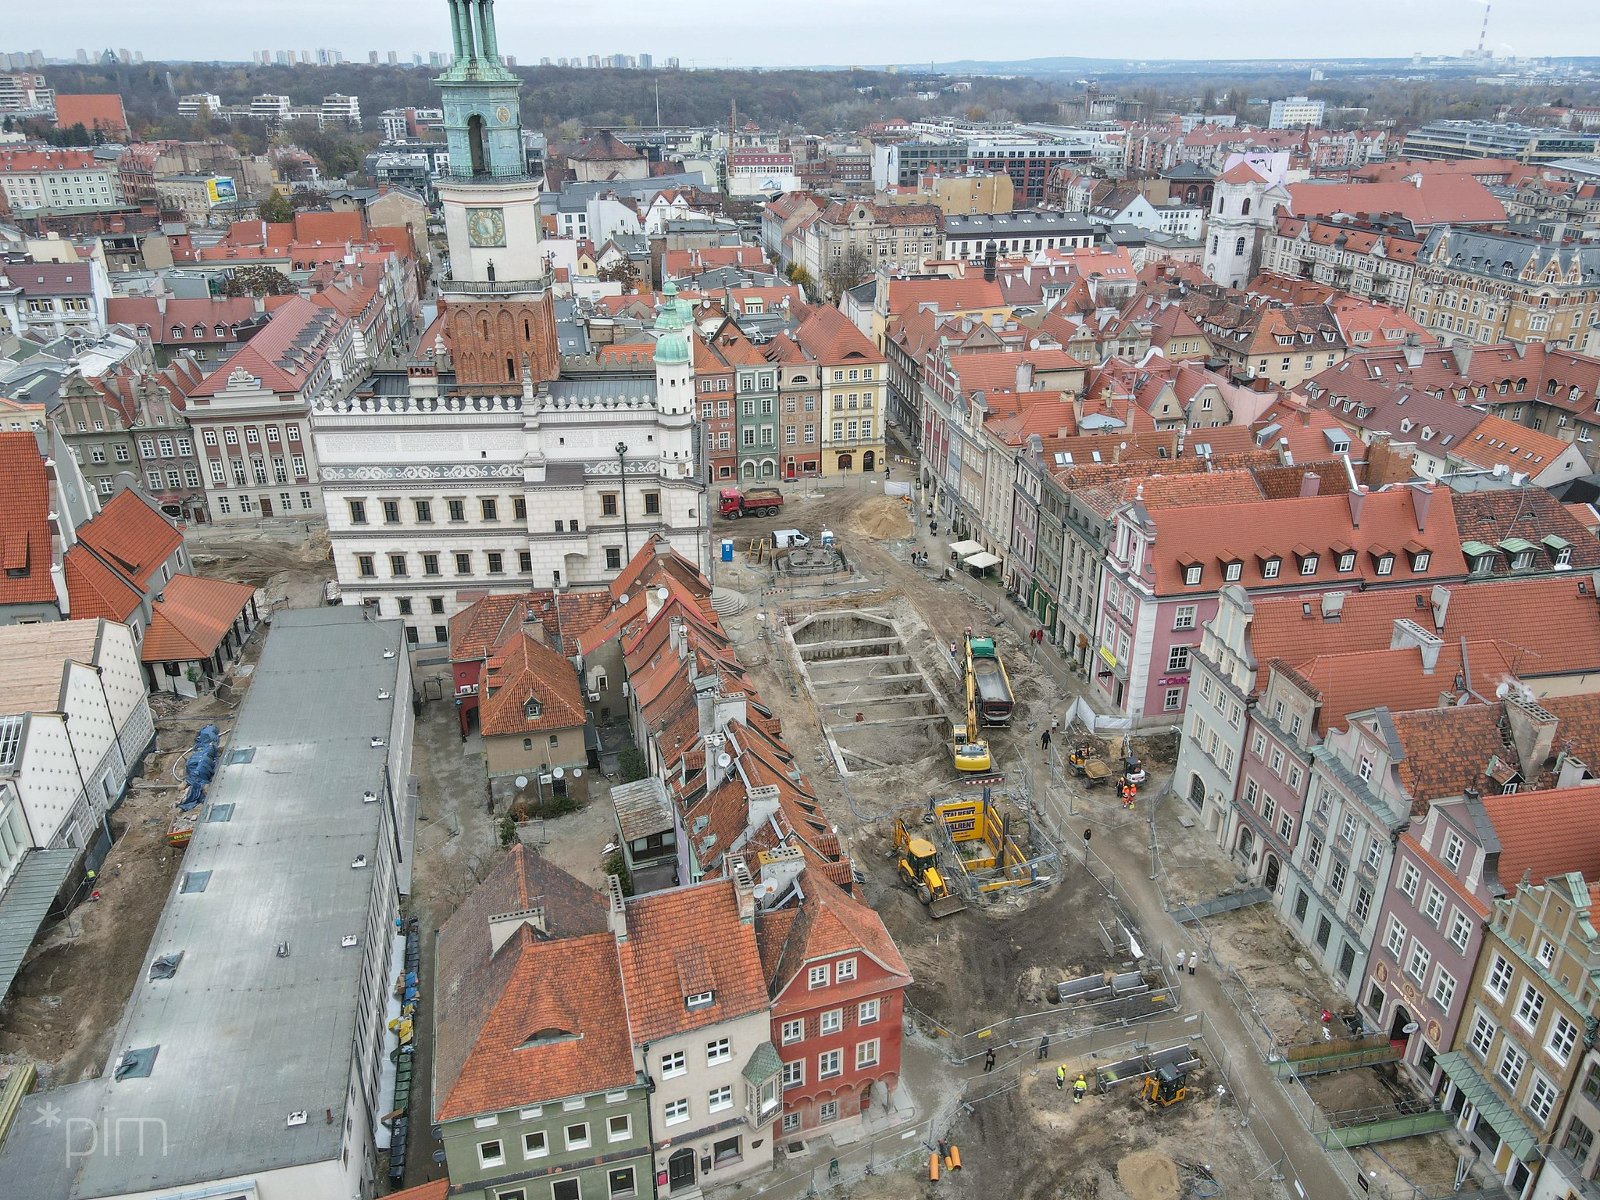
[892,818,967,918]
[718,486,784,518]
[951,640,995,773]
[964,632,1014,726]
[1140,1063,1190,1108]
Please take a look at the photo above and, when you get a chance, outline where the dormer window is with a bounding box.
[1338,552,1356,572]
[1374,554,1395,576]
[524,697,542,720]
[1182,560,1203,587]
[686,990,715,1011]
[1405,543,1431,572]
[1223,559,1243,582]
[1260,556,1281,580]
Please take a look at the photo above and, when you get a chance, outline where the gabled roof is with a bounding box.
[1482,784,1600,893]
[477,632,587,739]
[0,432,54,607]
[432,845,620,1121]
[757,869,910,1003]
[140,574,257,662]
[1451,415,1578,477]
[617,878,769,1043]
[62,542,142,623]
[793,304,883,366]
[190,297,347,398]
[74,489,182,589]
[569,130,645,163]
[1287,178,1507,227]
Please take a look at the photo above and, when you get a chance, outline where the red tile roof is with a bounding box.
[141,574,257,662]
[52,93,128,134]
[75,489,183,590]
[191,297,347,398]
[1287,178,1507,227]
[105,296,258,345]
[477,632,587,739]
[1481,783,1600,893]
[793,304,884,366]
[759,869,910,1002]
[618,879,769,1044]
[1451,415,1577,476]
[62,543,141,623]
[0,432,54,607]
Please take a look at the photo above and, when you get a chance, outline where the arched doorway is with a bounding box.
[862,450,876,472]
[1263,854,1281,892]
[741,461,757,478]
[1186,773,1206,811]
[467,113,488,175]
[667,1148,696,1193]
[1237,825,1255,865]
[1390,1004,1413,1052]
[760,459,776,478]
[837,453,853,471]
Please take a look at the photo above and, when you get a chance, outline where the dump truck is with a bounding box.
[718,486,784,518]
[951,649,995,773]
[965,632,1014,726]
[892,818,967,918]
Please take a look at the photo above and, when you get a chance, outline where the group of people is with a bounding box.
[1117,776,1138,809]
[984,1042,1089,1103]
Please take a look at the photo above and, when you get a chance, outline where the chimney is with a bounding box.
[1015,360,1035,393]
[645,585,669,623]
[489,901,549,953]
[728,853,758,923]
[754,844,806,906]
[983,241,997,283]
[1348,485,1367,528]
[1504,694,1559,779]
[1279,436,1294,467]
[1411,482,1434,531]
[605,874,629,941]
[1557,755,1592,790]
[1299,470,1320,498]
[1430,584,1451,632]
[1390,617,1443,673]
[1450,343,1474,375]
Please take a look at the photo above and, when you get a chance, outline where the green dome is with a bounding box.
[653,329,690,366]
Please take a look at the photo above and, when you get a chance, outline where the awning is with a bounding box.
[948,540,984,556]
[1437,1051,1541,1164]
[0,849,76,1002]
[964,552,1002,570]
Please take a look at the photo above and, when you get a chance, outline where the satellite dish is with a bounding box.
[656,586,669,603]
[1495,682,1510,699]
[515,776,529,790]
[618,592,630,604]
[1402,1021,1420,1034]
[572,768,582,778]
[553,767,565,780]
[717,752,732,769]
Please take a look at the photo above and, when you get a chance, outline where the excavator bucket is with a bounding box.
[928,893,968,919]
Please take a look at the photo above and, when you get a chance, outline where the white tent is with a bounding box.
[948,540,984,556]
[964,552,1002,570]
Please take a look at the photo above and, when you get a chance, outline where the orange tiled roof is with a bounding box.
[760,868,910,1002]
[477,632,587,739]
[62,543,141,623]
[0,432,54,607]
[140,574,257,662]
[75,489,183,589]
[793,304,884,366]
[1481,783,1600,893]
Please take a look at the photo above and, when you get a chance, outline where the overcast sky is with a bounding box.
[23,0,1587,66]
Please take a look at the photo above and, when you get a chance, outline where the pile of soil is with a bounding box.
[849,495,913,541]
[1117,1151,1180,1200]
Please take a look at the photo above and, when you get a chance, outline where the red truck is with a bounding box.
[718,487,784,519]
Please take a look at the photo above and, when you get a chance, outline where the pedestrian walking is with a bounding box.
[1041,729,1052,751]
[1038,1035,1050,1061]
[1073,1074,1088,1103]
[1175,949,1187,973]
[1188,953,1198,976]
[1051,716,1060,733]
[1055,1064,1067,1091]
[983,1048,996,1073]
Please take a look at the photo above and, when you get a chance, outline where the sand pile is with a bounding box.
[850,495,913,541]
[1117,1152,1180,1200]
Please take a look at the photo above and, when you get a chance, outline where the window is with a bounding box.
[644,492,660,516]
[245,427,260,444]
[1183,564,1202,586]
[821,1009,843,1035]
[389,554,408,578]
[836,957,857,982]
[478,1139,505,1168]
[1515,983,1545,1032]
[707,1085,732,1114]
[1384,916,1405,957]
[713,1135,741,1165]
[1565,1120,1595,1167]
[481,497,498,521]
[1286,765,1302,791]
[706,1038,731,1065]
[523,1130,547,1158]
[513,497,526,520]
[1406,941,1431,984]
[782,1059,804,1088]
[1449,911,1472,953]
[563,1121,591,1151]
[1262,557,1280,579]
[664,1097,689,1125]
[1252,732,1266,757]
[781,1018,803,1045]
[1432,967,1456,1011]
[1330,860,1348,897]
[856,1038,880,1068]
[414,499,433,524]
[1443,833,1464,870]
[601,493,618,517]
[203,429,218,446]
[357,554,376,578]
[1469,1011,1496,1059]
[1486,954,1514,1001]
[608,1166,637,1198]
[1167,645,1191,673]
[1498,1042,1528,1090]
[859,998,881,1025]
[660,1049,686,1078]
[397,598,413,616]
[1548,1014,1579,1064]
[1353,886,1372,924]
[782,1112,802,1132]
[1398,861,1419,900]
[818,1049,842,1079]
[1306,836,1323,870]
[487,552,504,575]
[808,964,830,989]
[423,553,440,577]
[1164,687,1184,712]
[605,548,622,570]
[1422,886,1444,925]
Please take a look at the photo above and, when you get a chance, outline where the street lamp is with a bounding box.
[616,441,632,563]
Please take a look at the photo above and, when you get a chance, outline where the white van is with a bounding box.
[772,529,812,549]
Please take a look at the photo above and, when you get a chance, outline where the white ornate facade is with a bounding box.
[312,296,707,647]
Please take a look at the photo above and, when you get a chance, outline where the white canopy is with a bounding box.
[963,552,1002,570]
[948,540,984,556]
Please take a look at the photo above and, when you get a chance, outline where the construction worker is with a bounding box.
[1056,1064,1067,1091]
[983,1047,996,1073]
[1038,1035,1050,1062]
[1073,1074,1088,1104]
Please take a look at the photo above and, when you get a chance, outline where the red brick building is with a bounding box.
[757,871,911,1140]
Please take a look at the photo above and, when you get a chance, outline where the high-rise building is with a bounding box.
[639,53,653,69]
[387,49,399,64]
[369,49,379,64]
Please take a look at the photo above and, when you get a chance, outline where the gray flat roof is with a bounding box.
[0,849,76,1002]
[15,608,407,1199]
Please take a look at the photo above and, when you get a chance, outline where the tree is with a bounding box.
[222,265,294,297]
[257,191,293,223]
[821,244,873,302]
[597,259,641,290]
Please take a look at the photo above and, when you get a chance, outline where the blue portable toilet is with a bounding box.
[720,538,733,563]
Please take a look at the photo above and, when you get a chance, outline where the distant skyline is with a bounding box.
[15,0,1593,68]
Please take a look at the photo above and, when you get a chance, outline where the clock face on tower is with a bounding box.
[466,206,506,248]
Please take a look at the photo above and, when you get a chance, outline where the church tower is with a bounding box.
[435,0,559,390]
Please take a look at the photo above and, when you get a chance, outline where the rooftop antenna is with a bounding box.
[655,79,662,129]
[1478,3,1491,57]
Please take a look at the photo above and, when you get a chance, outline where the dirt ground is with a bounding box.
[1203,907,1351,1048]
[0,638,262,1086]
[185,521,333,610]
[1303,1061,1418,1118]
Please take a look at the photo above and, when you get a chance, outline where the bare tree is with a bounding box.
[821,244,873,302]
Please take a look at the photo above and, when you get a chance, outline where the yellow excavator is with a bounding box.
[951,645,993,773]
[893,818,967,918]
[1140,1064,1190,1108]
